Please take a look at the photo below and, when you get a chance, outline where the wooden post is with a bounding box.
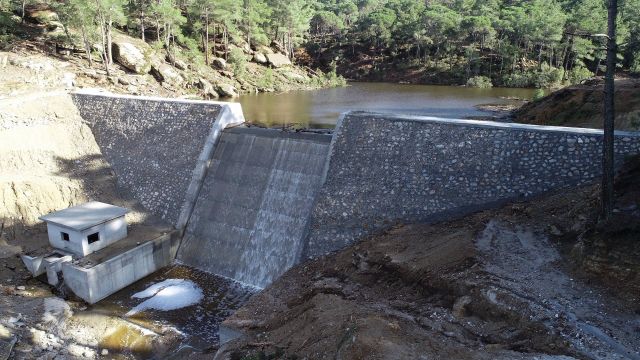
[602,0,617,219]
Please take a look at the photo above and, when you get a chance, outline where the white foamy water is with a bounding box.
[126,279,203,316]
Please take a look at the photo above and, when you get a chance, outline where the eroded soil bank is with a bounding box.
[218,158,640,360]
[513,78,640,131]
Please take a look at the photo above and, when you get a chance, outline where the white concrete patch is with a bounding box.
[126,279,203,316]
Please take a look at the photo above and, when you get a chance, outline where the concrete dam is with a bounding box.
[62,90,640,302]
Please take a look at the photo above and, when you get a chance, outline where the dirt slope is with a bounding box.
[513,78,640,130]
[217,160,640,360]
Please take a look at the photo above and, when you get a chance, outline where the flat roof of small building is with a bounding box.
[39,201,129,231]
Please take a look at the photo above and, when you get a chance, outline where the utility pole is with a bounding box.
[602,0,617,220]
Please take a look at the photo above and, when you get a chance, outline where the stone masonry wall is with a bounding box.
[71,92,223,226]
[303,112,640,258]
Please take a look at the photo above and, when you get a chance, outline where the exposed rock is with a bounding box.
[61,72,75,88]
[112,39,152,74]
[165,54,188,70]
[451,295,472,318]
[151,63,183,86]
[214,82,238,98]
[212,57,228,70]
[67,343,95,359]
[283,71,306,83]
[252,52,267,64]
[197,78,219,99]
[174,59,188,71]
[270,41,287,55]
[255,45,274,55]
[266,53,291,68]
[26,8,58,26]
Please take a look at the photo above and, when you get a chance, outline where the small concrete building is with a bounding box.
[39,201,129,257]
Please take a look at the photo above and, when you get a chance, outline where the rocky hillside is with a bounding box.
[513,78,640,131]
[0,8,343,101]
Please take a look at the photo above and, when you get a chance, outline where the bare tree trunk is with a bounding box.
[204,11,209,65]
[21,0,26,23]
[602,0,618,219]
[140,10,145,41]
[106,19,113,65]
[81,24,93,67]
[101,27,110,76]
[212,23,216,60]
[224,27,228,61]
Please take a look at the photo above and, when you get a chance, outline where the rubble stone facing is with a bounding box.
[303,112,640,258]
[71,92,222,226]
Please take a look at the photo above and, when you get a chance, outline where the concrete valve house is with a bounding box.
[39,201,129,257]
[21,201,129,287]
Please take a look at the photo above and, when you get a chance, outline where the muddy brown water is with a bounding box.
[86,265,257,357]
[233,82,538,128]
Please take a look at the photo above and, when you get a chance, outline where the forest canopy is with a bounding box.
[1,0,639,88]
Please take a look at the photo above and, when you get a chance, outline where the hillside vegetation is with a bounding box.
[303,0,640,88]
[2,0,639,91]
[0,0,346,99]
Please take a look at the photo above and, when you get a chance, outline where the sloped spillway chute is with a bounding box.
[177,127,332,288]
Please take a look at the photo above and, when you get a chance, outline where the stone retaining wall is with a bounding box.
[71,91,243,227]
[303,112,640,258]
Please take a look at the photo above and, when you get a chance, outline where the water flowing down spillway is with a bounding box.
[177,127,332,288]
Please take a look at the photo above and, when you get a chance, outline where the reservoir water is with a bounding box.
[233,82,538,128]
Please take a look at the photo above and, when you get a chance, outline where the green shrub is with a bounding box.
[630,54,640,75]
[466,75,493,88]
[0,10,18,35]
[322,60,347,87]
[257,68,275,89]
[567,66,593,85]
[532,88,546,101]
[502,72,533,88]
[176,33,204,66]
[228,47,247,79]
[532,64,563,88]
[502,65,564,89]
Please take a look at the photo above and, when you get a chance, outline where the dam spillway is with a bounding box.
[177,127,332,288]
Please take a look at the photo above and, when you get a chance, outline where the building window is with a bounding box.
[61,232,69,241]
[88,232,100,244]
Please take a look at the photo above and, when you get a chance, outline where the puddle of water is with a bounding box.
[88,264,257,353]
[99,324,155,356]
